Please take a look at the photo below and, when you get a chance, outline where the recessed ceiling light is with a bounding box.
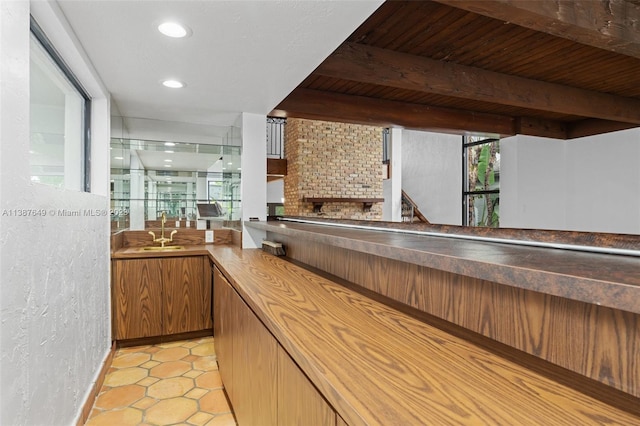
[164,159,172,162]
[158,22,191,38]
[164,164,172,168]
[164,142,175,147]
[227,162,232,165]
[114,156,123,160]
[165,150,174,154]
[162,80,185,89]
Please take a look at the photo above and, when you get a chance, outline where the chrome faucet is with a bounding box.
[148,211,177,247]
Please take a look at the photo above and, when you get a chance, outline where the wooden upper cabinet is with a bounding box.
[112,256,212,340]
[112,258,163,340]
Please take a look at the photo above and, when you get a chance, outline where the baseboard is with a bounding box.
[75,340,117,426]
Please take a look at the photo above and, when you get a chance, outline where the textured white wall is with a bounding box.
[0,2,111,425]
[402,130,462,225]
[501,130,640,234]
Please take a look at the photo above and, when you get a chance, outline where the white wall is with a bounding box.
[383,128,403,222]
[240,112,267,248]
[267,179,284,204]
[402,130,462,225]
[0,2,111,425]
[501,129,640,234]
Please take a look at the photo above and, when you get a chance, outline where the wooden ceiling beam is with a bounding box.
[567,119,639,139]
[433,0,640,59]
[273,88,517,136]
[314,42,640,125]
[514,117,568,139]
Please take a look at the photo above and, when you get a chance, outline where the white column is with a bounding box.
[383,128,403,221]
[196,174,207,202]
[129,151,145,230]
[240,112,267,248]
[146,179,157,220]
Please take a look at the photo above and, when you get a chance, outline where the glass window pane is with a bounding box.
[466,193,500,227]
[466,141,500,193]
[30,34,85,190]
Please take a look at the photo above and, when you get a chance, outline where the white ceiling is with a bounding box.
[56,0,384,130]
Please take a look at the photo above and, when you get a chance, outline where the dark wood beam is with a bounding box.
[314,42,640,124]
[433,0,640,59]
[567,119,639,139]
[267,158,287,176]
[515,117,568,139]
[273,88,516,136]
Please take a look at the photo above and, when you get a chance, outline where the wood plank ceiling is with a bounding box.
[271,0,640,139]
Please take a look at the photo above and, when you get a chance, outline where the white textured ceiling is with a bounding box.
[57,0,383,129]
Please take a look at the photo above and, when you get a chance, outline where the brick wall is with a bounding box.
[284,118,384,220]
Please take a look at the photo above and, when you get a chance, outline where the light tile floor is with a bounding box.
[85,337,237,426]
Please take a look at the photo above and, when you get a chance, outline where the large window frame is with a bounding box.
[30,16,92,192]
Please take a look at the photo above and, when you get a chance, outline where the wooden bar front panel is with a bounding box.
[275,234,640,398]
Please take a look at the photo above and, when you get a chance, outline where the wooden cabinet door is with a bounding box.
[163,256,206,335]
[277,345,335,426]
[232,288,278,426]
[112,259,163,340]
[213,265,234,401]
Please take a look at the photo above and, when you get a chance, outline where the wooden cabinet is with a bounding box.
[278,345,335,426]
[112,258,163,340]
[213,264,335,426]
[113,256,212,340]
[214,266,278,425]
[213,265,234,400]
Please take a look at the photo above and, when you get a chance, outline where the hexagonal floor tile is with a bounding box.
[95,384,146,410]
[205,413,237,426]
[104,367,148,387]
[111,352,151,368]
[199,389,232,414]
[151,346,190,362]
[195,371,223,390]
[193,356,218,371]
[144,397,198,424]
[149,360,192,378]
[85,407,143,426]
[191,341,215,357]
[148,377,195,399]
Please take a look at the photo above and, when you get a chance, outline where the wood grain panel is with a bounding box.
[202,257,213,329]
[213,229,232,245]
[163,257,205,335]
[112,259,163,339]
[123,229,207,247]
[230,283,278,426]
[230,229,242,248]
[110,231,124,252]
[336,416,348,426]
[275,235,640,398]
[213,266,234,404]
[210,247,640,425]
[277,345,335,426]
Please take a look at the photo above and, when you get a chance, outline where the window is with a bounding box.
[30,17,91,191]
[463,136,500,227]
